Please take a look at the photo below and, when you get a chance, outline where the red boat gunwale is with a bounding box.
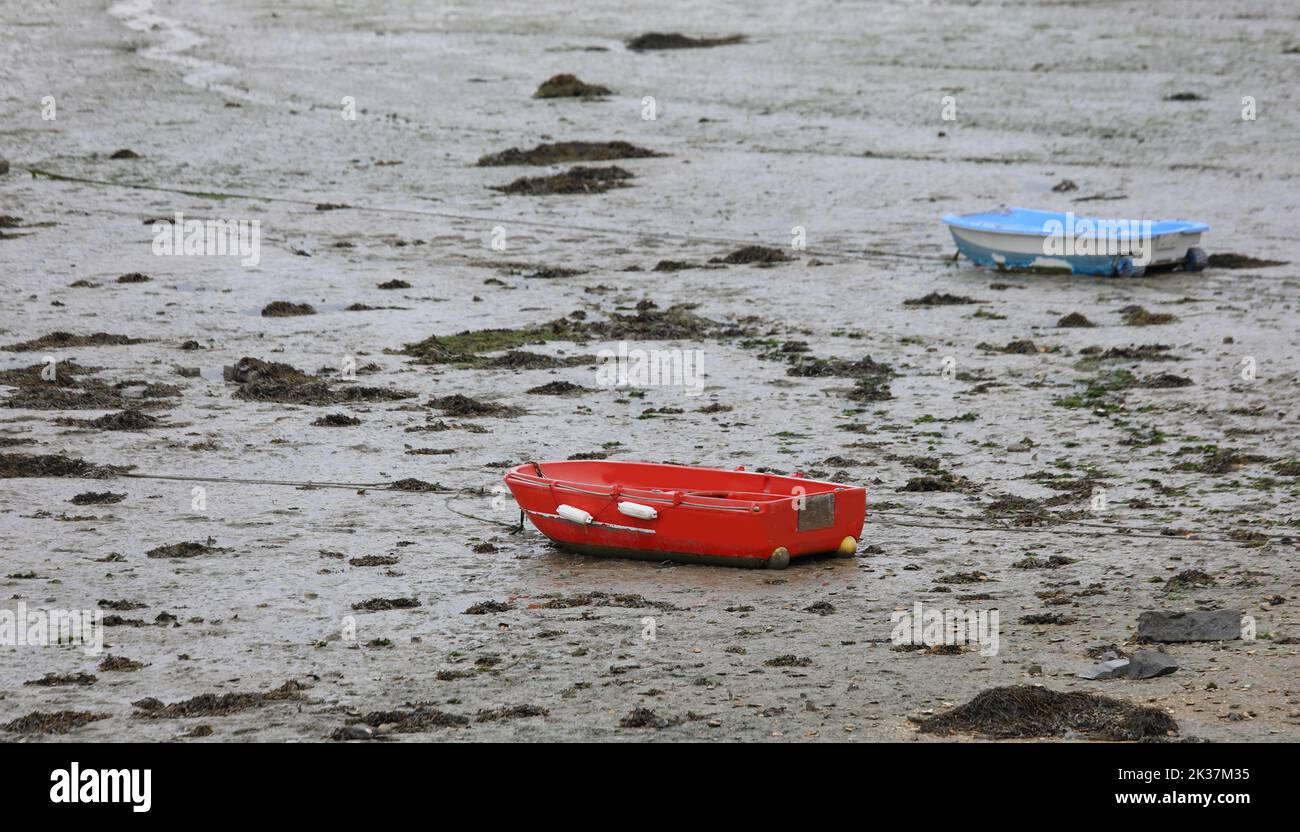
[503,460,867,568]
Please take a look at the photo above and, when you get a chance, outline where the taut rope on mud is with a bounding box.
[22,166,953,265]
[105,470,1291,546]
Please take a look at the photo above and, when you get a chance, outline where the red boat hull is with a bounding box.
[503,461,867,568]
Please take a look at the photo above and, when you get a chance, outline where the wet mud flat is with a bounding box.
[1,0,1299,742]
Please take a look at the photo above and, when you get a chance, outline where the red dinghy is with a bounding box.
[503,460,866,569]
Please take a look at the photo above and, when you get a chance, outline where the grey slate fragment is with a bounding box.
[1137,610,1240,643]
[1078,658,1130,680]
[1126,649,1179,679]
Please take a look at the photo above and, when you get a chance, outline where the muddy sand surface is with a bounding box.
[1,0,1298,742]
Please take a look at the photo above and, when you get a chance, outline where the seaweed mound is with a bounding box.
[534,74,612,99]
[625,33,745,51]
[492,165,633,195]
[226,356,415,405]
[913,685,1177,740]
[2,332,149,352]
[132,681,307,718]
[398,303,740,365]
[0,453,130,479]
[710,245,793,265]
[477,141,663,167]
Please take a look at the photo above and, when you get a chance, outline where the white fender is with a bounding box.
[617,501,658,520]
[556,504,593,525]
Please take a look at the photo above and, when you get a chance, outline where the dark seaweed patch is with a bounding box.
[533,592,675,611]
[492,165,633,195]
[1165,569,1215,591]
[618,707,681,728]
[477,141,663,166]
[227,356,415,405]
[1012,554,1077,569]
[25,672,97,687]
[261,301,316,317]
[1172,445,1269,475]
[132,680,307,718]
[389,478,448,492]
[1020,612,1076,625]
[146,539,222,559]
[626,32,745,51]
[2,332,150,352]
[57,409,161,431]
[913,685,1177,740]
[1206,253,1287,269]
[475,704,549,722]
[763,654,813,667]
[71,491,126,505]
[534,74,612,98]
[311,413,361,427]
[333,706,468,738]
[429,394,523,418]
[99,655,146,672]
[904,292,980,307]
[98,599,147,610]
[3,710,110,734]
[397,303,738,365]
[351,597,421,611]
[349,554,400,567]
[526,380,590,396]
[1120,306,1177,326]
[1057,312,1095,328]
[464,600,514,614]
[1140,372,1192,389]
[0,453,130,479]
[710,245,793,265]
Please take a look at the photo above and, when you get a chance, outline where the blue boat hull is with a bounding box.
[949,229,1133,276]
[942,207,1209,277]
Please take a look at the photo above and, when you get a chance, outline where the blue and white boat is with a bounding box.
[942,207,1208,277]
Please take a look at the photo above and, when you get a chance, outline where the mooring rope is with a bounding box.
[21,166,952,264]
[120,472,400,491]
[102,470,1292,545]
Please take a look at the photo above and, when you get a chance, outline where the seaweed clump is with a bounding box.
[226,357,415,405]
[1057,312,1095,328]
[2,710,111,734]
[904,292,980,307]
[146,539,223,559]
[132,681,307,718]
[710,246,793,266]
[397,302,740,365]
[57,410,161,431]
[429,394,523,418]
[492,165,633,195]
[1,361,177,411]
[261,301,316,317]
[783,353,895,402]
[534,74,612,99]
[1206,253,1287,269]
[1,332,149,352]
[0,453,130,479]
[625,33,745,51]
[913,685,1177,740]
[332,707,468,739]
[478,141,662,166]
[1120,305,1177,326]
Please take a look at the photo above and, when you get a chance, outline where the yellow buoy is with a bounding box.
[836,536,858,557]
